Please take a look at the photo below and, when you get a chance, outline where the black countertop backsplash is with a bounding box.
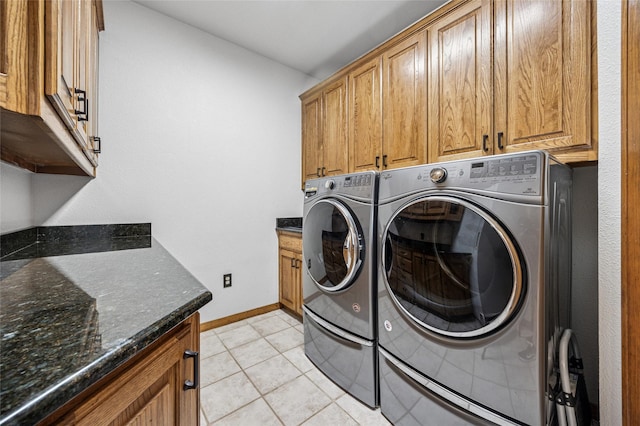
[0,224,212,425]
[276,217,302,233]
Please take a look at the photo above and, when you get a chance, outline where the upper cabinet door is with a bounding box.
[382,31,427,170]
[322,77,349,176]
[45,0,78,131]
[494,0,592,154]
[302,92,323,184]
[427,0,491,163]
[349,57,382,172]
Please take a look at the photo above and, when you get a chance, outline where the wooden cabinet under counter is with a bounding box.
[0,0,104,177]
[41,314,201,426]
[277,230,303,317]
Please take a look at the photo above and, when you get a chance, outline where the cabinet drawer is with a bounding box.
[278,232,302,252]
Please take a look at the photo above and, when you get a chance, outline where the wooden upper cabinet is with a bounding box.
[45,0,100,167]
[322,77,349,176]
[1,0,103,176]
[300,76,348,186]
[349,57,382,173]
[302,92,322,183]
[429,0,594,163]
[494,0,592,158]
[427,0,491,162]
[382,31,427,169]
[300,0,596,177]
[45,0,76,130]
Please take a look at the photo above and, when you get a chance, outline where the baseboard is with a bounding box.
[200,303,280,332]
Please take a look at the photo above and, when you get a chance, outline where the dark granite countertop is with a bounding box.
[276,217,302,233]
[0,224,212,425]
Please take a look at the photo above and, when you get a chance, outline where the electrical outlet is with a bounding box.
[223,273,232,288]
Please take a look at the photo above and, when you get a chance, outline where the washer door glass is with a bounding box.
[304,199,363,292]
[382,196,524,338]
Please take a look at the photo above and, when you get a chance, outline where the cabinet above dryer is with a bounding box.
[299,0,597,186]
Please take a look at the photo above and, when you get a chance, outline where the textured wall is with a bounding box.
[597,1,622,424]
[0,163,33,233]
[30,0,315,323]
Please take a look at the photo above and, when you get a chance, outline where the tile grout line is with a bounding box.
[199,310,384,425]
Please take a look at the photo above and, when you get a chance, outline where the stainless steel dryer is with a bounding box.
[302,171,378,408]
[377,151,572,425]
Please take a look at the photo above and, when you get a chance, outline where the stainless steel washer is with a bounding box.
[302,171,378,408]
[377,151,572,425]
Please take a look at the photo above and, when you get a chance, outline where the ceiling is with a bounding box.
[132,0,449,80]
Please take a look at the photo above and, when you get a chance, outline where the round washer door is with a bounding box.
[382,196,524,338]
[303,199,364,292]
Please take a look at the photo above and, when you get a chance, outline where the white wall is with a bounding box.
[0,162,34,233]
[30,0,315,322]
[596,1,622,424]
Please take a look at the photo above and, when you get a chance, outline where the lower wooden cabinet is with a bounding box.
[43,314,201,426]
[277,230,303,317]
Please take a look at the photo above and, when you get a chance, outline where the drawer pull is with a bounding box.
[482,134,489,152]
[183,350,199,390]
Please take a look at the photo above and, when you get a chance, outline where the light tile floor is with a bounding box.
[199,309,390,426]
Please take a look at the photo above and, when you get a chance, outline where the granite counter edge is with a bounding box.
[1,291,213,426]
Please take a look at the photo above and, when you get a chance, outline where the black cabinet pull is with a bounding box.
[482,134,489,152]
[290,258,295,268]
[321,167,326,176]
[74,88,88,121]
[497,132,504,150]
[382,155,388,168]
[316,168,321,177]
[375,156,380,168]
[183,350,199,390]
[91,136,101,154]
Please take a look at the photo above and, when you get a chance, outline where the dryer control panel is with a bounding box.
[469,155,538,180]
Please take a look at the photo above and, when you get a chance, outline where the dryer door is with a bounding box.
[382,196,524,338]
[303,199,364,292]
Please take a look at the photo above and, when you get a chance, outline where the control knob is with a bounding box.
[325,180,335,190]
[430,167,448,183]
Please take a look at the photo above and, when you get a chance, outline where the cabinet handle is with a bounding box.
[183,350,199,390]
[382,155,388,168]
[291,258,295,268]
[74,88,89,122]
[316,168,321,177]
[375,156,380,169]
[497,132,504,150]
[321,167,326,176]
[295,259,301,269]
[482,134,489,152]
[91,136,101,154]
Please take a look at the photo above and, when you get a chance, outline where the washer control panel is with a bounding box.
[305,171,377,202]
